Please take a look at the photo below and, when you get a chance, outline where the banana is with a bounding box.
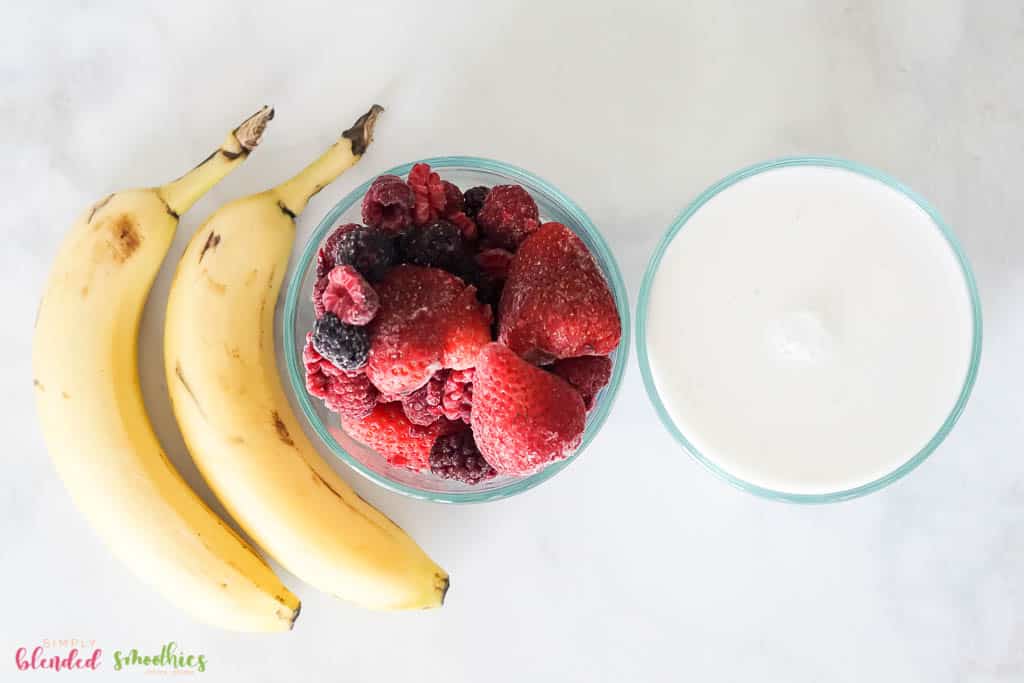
[164,105,450,611]
[33,108,301,632]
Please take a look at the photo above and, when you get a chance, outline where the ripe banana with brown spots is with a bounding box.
[163,105,450,611]
[33,108,302,631]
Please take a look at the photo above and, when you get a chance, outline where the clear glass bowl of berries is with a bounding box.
[283,157,630,502]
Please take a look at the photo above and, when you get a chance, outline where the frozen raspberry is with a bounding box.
[499,222,621,364]
[362,175,414,233]
[441,368,473,422]
[471,343,585,475]
[367,265,492,394]
[303,335,378,419]
[333,225,396,282]
[408,163,446,225]
[550,355,612,410]
[475,248,514,281]
[430,429,496,484]
[313,275,329,318]
[462,186,489,218]
[441,181,464,215]
[344,402,461,471]
[397,219,466,272]
[476,185,540,250]
[401,371,447,426]
[320,265,379,326]
[317,224,359,277]
[312,313,370,371]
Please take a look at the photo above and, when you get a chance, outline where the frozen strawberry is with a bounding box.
[499,222,621,364]
[366,265,491,394]
[476,185,540,249]
[471,343,586,475]
[320,265,379,325]
[551,355,612,410]
[475,248,514,281]
[344,402,460,471]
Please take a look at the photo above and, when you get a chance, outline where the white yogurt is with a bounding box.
[645,164,975,495]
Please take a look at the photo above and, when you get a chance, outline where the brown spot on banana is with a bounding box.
[342,104,384,156]
[33,379,44,392]
[308,467,398,537]
[271,411,295,446]
[61,391,70,400]
[276,200,296,219]
[106,215,141,262]
[174,362,206,419]
[199,231,221,262]
[80,285,89,298]
[202,270,227,294]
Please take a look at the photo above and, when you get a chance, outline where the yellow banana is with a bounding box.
[164,105,449,611]
[33,108,301,631]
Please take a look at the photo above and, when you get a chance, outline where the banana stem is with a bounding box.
[158,106,275,216]
[274,104,383,217]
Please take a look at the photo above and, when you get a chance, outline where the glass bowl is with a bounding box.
[636,156,983,504]
[284,156,630,503]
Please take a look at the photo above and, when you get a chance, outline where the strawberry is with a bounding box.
[550,355,612,410]
[471,343,586,475]
[366,265,491,394]
[498,222,621,364]
[344,402,461,471]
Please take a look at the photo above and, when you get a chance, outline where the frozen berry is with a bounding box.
[317,224,359,277]
[313,275,329,318]
[476,185,540,249]
[551,355,612,410]
[401,371,447,426]
[333,225,396,283]
[303,334,378,419]
[362,175,414,233]
[397,219,466,272]
[471,343,585,475]
[430,430,496,484]
[475,248,514,281]
[344,402,461,471]
[408,163,446,225]
[320,265,379,326]
[441,368,473,422]
[312,313,370,371]
[447,211,477,241]
[462,186,489,218]
[441,181,464,215]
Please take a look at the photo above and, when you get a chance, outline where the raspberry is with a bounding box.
[476,185,540,250]
[362,175,414,233]
[303,335,378,419]
[396,219,466,272]
[430,429,496,484]
[441,368,473,422]
[499,222,621,364]
[344,402,460,471]
[471,343,586,475]
[312,313,370,371]
[317,223,359,277]
[462,186,489,219]
[550,355,612,410]
[312,275,329,318]
[320,265,379,325]
[401,371,447,426]
[366,265,492,394]
[408,163,446,225]
[441,181,464,215]
[447,211,477,241]
[333,225,396,282]
[475,248,514,281]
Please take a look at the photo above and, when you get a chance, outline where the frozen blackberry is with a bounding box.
[333,225,396,282]
[311,313,370,371]
[429,430,496,484]
[397,220,466,271]
[462,186,489,219]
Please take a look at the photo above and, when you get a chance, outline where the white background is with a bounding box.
[3,1,1022,681]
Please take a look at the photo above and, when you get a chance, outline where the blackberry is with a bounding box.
[429,430,496,484]
[317,224,358,278]
[397,220,466,271]
[333,225,396,282]
[462,186,489,219]
[311,313,370,371]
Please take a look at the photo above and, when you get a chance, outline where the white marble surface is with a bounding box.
[4,1,1022,680]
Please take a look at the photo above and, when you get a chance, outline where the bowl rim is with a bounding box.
[635,156,983,504]
[283,155,631,503]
